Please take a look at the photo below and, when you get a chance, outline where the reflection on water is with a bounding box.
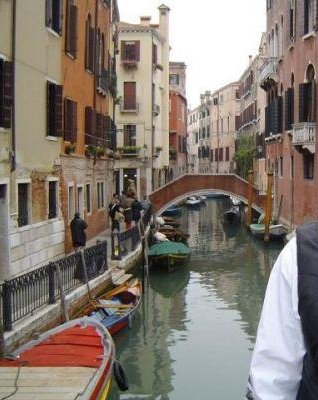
[109,198,283,400]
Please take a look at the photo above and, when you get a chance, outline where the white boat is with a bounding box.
[186,196,201,207]
[230,196,242,206]
[197,195,207,203]
[250,223,286,239]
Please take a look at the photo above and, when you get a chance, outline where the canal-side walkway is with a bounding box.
[2,211,151,353]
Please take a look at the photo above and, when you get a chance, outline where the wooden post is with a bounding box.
[55,264,69,322]
[264,170,274,242]
[80,250,92,300]
[246,170,254,227]
[138,220,149,294]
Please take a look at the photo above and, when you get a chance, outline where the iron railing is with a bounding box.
[1,241,108,331]
[111,206,152,260]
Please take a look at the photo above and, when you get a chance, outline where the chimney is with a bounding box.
[140,16,151,27]
[158,4,170,39]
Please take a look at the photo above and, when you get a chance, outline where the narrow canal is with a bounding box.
[109,197,283,400]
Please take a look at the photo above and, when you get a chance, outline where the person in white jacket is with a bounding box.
[247,236,306,399]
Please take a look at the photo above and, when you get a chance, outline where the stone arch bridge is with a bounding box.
[149,174,266,216]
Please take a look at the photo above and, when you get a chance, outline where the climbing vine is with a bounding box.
[234,136,257,180]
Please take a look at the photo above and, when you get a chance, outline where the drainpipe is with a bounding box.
[151,30,154,191]
[93,0,98,121]
[10,0,16,171]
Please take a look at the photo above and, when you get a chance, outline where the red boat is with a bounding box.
[0,317,116,399]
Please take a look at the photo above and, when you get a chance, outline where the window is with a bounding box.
[219,148,223,161]
[68,185,75,221]
[77,186,84,215]
[169,74,179,86]
[304,0,315,35]
[47,81,62,137]
[284,88,294,130]
[290,155,294,179]
[48,181,58,219]
[123,82,137,110]
[124,125,136,147]
[64,98,77,142]
[299,65,316,123]
[85,14,94,72]
[84,106,94,145]
[279,156,283,178]
[225,147,229,161]
[97,182,104,208]
[0,59,13,129]
[86,184,91,213]
[18,183,29,227]
[45,0,63,35]
[121,41,140,62]
[152,43,158,64]
[289,0,296,40]
[65,0,78,57]
[303,152,314,179]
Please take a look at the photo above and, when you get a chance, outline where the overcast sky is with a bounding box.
[117,0,266,109]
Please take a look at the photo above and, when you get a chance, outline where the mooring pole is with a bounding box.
[246,170,254,227]
[264,170,274,242]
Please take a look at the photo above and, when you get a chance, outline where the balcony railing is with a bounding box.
[120,102,139,113]
[97,68,109,95]
[259,57,278,89]
[292,122,316,152]
[121,59,139,69]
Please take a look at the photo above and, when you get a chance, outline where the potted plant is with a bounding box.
[65,143,76,155]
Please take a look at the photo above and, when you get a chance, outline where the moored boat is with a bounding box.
[77,279,142,336]
[186,196,201,208]
[161,204,182,216]
[148,241,191,272]
[223,206,241,224]
[249,223,286,239]
[0,317,117,400]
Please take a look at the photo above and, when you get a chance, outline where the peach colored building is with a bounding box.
[260,0,318,226]
[60,0,119,252]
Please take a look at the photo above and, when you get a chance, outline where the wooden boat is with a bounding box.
[249,223,286,239]
[161,204,182,216]
[158,226,189,243]
[162,216,181,228]
[148,241,191,272]
[186,196,201,208]
[111,268,133,286]
[78,279,142,336]
[0,317,116,400]
[223,206,241,224]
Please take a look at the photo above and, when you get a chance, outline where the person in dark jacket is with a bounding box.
[70,212,87,251]
[131,197,143,225]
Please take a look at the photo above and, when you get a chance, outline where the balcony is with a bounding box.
[259,57,279,90]
[153,104,160,116]
[292,122,316,153]
[97,68,109,96]
[120,102,139,113]
[121,59,139,69]
[117,146,141,157]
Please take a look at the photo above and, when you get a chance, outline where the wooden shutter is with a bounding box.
[235,115,240,131]
[96,113,103,142]
[55,85,63,136]
[89,27,95,72]
[226,147,229,161]
[72,101,77,142]
[45,0,52,27]
[210,149,213,162]
[124,82,136,110]
[304,0,309,34]
[58,0,63,35]
[66,4,78,56]
[215,148,218,161]
[85,106,94,144]
[121,41,126,60]
[64,98,71,141]
[3,61,13,129]
[299,83,309,122]
[135,41,140,61]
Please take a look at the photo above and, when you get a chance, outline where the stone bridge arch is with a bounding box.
[149,174,266,215]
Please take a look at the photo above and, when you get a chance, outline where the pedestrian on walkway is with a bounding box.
[131,197,143,226]
[70,212,87,252]
[247,221,318,400]
[108,196,123,232]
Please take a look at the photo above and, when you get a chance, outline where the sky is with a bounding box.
[117,0,266,110]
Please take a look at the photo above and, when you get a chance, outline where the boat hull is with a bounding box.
[250,223,286,239]
[150,253,191,272]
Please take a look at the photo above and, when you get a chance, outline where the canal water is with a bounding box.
[109,197,283,400]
